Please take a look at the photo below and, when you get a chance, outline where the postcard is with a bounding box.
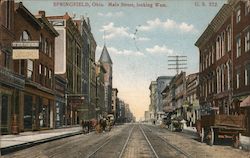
[1,0,250,157]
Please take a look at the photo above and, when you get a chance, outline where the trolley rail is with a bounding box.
[142,125,193,158]
[87,125,135,158]
[88,124,192,158]
[118,125,135,158]
[139,125,160,158]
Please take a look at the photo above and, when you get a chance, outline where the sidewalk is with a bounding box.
[0,126,83,155]
[183,126,250,151]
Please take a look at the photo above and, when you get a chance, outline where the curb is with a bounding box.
[0,131,83,155]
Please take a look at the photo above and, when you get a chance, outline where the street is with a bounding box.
[2,124,250,158]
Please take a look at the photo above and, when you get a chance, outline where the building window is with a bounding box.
[245,64,250,86]
[49,42,52,57]
[20,31,31,41]
[246,1,250,15]
[39,64,42,74]
[45,39,49,54]
[49,69,52,79]
[6,1,11,29]
[236,71,240,89]
[40,34,44,52]
[236,8,241,23]
[44,66,47,77]
[27,59,33,79]
[236,36,241,58]
[245,31,250,52]
[212,45,215,64]
[221,32,225,56]
[227,26,231,52]
[216,36,220,60]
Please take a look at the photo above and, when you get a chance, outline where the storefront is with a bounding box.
[0,66,25,134]
[55,99,66,128]
[20,86,55,132]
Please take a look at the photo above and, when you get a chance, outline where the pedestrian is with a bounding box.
[102,118,107,132]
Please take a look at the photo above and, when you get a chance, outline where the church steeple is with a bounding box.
[99,45,113,64]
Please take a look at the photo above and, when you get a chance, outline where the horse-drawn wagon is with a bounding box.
[196,114,246,147]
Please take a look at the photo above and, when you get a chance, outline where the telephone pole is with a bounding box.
[168,55,187,74]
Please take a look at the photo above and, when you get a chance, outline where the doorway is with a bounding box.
[24,95,33,130]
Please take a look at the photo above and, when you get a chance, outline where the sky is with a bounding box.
[19,0,227,121]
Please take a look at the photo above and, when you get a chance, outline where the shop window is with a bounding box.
[1,94,9,133]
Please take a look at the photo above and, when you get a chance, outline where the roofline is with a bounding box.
[15,2,42,30]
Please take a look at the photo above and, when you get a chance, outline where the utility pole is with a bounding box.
[168,55,187,74]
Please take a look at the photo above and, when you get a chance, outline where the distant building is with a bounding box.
[155,76,173,122]
[96,62,106,119]
[112,88,118,118]
[185,73,199,127]
[144,111,150,122]
[99,45,113,115]
[149,81,157,121]
[116,99,125,123]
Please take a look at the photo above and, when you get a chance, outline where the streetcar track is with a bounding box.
[142,125,193,158]
[86,136,113,158]
[87,124,135,158]
[118,125,135,158]
[139,125,160,158]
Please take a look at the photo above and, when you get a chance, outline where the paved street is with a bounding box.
[2,124,250,158]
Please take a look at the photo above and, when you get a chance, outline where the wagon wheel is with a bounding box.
[233,133,240,148]
[200,127,204,143]
[208,127,214,146]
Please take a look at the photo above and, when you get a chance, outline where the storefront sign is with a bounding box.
[13,49,39,59]
[12,41,39,59]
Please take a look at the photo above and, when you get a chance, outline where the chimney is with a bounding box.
[38,10,45,17]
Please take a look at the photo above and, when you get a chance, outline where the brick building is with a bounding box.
[195,3,233,116]
[195,0,250,135]
[13,4,59,132]
[99,45,113,115]
[96,62,106,119]
[47,13,83,125]
[0,0,25,134]
[230,0,250,135]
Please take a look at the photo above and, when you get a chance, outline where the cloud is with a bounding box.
[100,22,131,39]
[139,18,197,33]
[98,11,124,17]
[97,45,144,56]
[146,45,175,55]
[100,23,150,41]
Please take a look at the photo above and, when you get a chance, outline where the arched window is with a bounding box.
[20,30,31,41]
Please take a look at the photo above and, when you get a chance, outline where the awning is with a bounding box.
[240,96,250,107]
